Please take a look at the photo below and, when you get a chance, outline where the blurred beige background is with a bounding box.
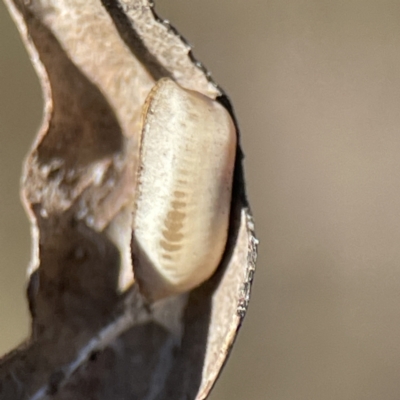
[2,1,400,399]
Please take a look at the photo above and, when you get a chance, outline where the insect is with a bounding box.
[131,78,237,301]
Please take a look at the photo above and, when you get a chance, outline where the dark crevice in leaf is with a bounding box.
[100,0,172,81]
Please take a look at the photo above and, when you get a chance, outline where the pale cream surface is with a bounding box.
[133,79,236,298]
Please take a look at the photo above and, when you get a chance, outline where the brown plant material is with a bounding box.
[0,0,257,399]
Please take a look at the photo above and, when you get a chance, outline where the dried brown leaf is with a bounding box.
[0,1,257,399]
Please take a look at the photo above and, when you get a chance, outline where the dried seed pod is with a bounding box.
[2,1,257,397]
[132,78,236,301]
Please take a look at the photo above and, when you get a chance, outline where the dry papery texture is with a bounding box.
[0,0,257,399]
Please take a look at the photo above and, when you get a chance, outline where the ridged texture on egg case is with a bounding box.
[132,78,236,301]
